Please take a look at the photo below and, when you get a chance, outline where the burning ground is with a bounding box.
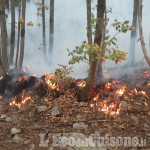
[0,67,150,150]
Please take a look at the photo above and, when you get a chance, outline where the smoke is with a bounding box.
[5,0,150,79]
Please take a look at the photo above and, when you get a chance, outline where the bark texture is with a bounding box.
[10,0,16,64]
[42,0,46,57]
[18,0,26,68]
[15,4,21,68]
[0,0,10,73]
[129,0,139,65]
[49,0,54,63]
[86,0,92,62]
[138,0,150,65]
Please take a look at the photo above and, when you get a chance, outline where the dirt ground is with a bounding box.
[0,69,150,150]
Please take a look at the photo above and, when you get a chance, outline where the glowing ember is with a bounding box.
[90,103,95,108]
[9,93,31,109]
[18,75,29,81]
[139,90,146,95]
[105,82,111,90]
[77,81,86,88]
[147,83,150,86]
[116,86,126,96]
[93,94,100,101]
[45,74,59,90]
[90,92,121,115]
[22,68,26,73]
[133,88,138,94]
[143,71,150,78]
[90,99,121,115]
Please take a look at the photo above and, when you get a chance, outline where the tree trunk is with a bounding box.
[84,0,106,100]
[138,0,150,65]
[129,0,139,66]
[0,0,10,73]
[86,0,92,62]
[10,0,16,64]
[42,0,46,57]
[4,0,9,10]
[15,3,21,68]
[49,0,54,63]
[95,10,107,85]
[18,0,26,68]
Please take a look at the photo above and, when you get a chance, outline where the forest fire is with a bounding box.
[9,93,31,109]
[0,68,149,116]
[76,80,128,115]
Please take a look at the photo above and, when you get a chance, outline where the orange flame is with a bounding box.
[77,81,86,88]
[9,93,31,109]
[18,75,29,81]
[105,82,111,90]
[45,74,59,90]
[116,86,126,96]
[90,93,121,115]
[133,88,138,94]
[147,83,150,86]
[143,71,150,78]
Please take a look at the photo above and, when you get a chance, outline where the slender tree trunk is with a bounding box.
[49,0,54,63]
[95,10,107,85]
[10,0,16,64]
[42,0,46,57]
[86,0,92,62]
[4,0,9,10]
[18,0,26,68]
[84,0,106,100]
[0,0,10,73]
[0,58,7,77]
[0,28,6,77]
[0,27,1,57]
[129,0,139,66]
[138,0,150,65]
[15,3,21,68]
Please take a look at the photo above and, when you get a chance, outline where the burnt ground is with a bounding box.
[0,69,150,150]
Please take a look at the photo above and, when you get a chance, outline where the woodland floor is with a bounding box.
[0,68,150,150]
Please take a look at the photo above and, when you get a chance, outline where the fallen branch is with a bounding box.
[32,106,51,122]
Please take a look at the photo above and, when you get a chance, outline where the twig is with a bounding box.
[32,106,51,122]
[88,120,112,123]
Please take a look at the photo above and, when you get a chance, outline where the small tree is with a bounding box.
[68,1,135,101]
